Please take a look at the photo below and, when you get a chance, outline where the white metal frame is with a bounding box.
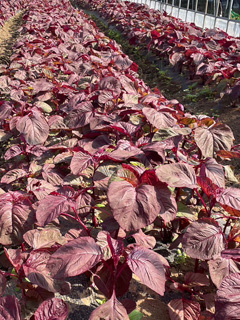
[124,0,240,37]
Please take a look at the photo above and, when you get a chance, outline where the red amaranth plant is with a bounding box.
[0,0,240,319]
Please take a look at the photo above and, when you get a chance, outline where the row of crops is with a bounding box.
[0,0,240,319]
[78,0,240,103]
[0,1,24,26]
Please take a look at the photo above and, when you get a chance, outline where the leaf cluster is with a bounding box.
[0,0,240,319]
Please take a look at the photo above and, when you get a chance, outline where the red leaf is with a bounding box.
[156,163,197,189]
[142,107,176,129]
[168,298,201,320]
[36,194,72,227]
[89,293,129,320]
[0,192,35,245]
[47,236,103,279]
[215,273,240,320]
[93,260,132,298]
[16,108,49,145]
[199,158,225,188]
[4,248,28,273]
[127,246,169,295]
[216,187,240,217]
[34,298,68,320]
[182,218,226,260]
[132,229,156,249]
[217,150,240,160]
[108,180,176,231]
[208,256,240,288]
[194,123,234,158]
[70,151,94,175]
[196,176,218,197]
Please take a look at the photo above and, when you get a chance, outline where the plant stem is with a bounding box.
[194,188,209,216]
[72,207,91,236]
[223,218,231,235]
[115,262,127,280]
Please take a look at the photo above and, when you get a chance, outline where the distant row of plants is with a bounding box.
[77,0,240,105]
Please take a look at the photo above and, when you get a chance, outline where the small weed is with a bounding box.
[184,85,215,102]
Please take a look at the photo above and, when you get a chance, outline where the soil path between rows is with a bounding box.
[0,10,26,64]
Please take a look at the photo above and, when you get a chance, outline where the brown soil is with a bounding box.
[0,10,25,64]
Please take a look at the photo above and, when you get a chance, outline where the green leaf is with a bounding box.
[95,203,105,208]
[96,298,106,305]
[129,310,143,320]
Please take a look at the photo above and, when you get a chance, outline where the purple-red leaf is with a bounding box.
[168,298,201,320]
[64,102,94,129]
[156,163,197,189]
[0,296,21,320]
[47,236,103,279]
[184,272,210,287]
[16,108,49,145]
[36,194,73,227]
[132,229,156,249]
[182,218,226,260]
[23,250,71,294]
[0,192,35,245]
[34,298,68,320]
[216,187,240,217]
[142,107,176,129]
[76,192,94,217]
[127,246,169,295]
[1,169,27,184]
[0,274,6,296]
[70,151,94,175]
[23,228,67,250]
[215,273,240,320]
[194,123,234,158]
[108,180,176,232]
[89,293,129,320]
[208,256,240,288]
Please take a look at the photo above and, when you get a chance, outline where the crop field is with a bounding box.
[0,0,240,319]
